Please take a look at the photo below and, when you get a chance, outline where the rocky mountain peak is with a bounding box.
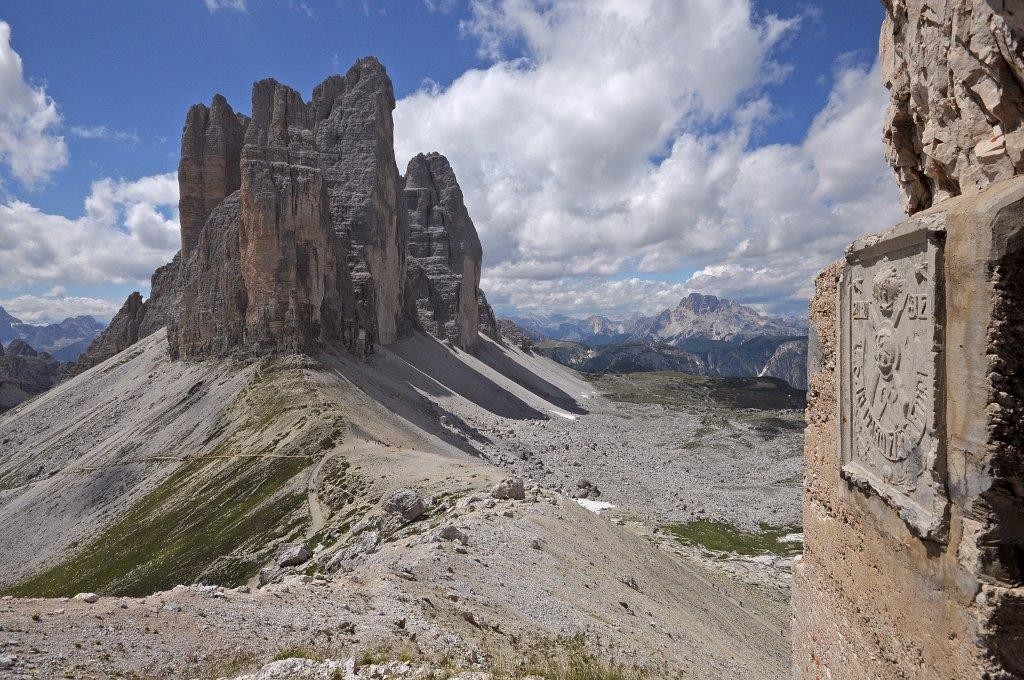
[73,57,495,371]
[178,92,247,260]
[403,151,488,349]
[676,293,727,314]
[7,339,38,357]
[172,57,408,359]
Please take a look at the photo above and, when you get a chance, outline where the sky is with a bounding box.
[0,0,903,324]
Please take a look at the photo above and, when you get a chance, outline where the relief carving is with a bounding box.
[839,224,948,540]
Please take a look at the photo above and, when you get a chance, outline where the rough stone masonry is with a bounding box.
[793,2,1024,677]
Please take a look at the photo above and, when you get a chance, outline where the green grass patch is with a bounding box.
[4,454,311,597]
[491,633,647,679]
[662,520,802,558]
[585,371,805,411]
[272,646,318,662]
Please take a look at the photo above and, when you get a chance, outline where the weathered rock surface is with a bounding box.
[0,339,67,413]
[760,338,808,390]
[497,318,534,351]
[75,255,184,373]
[178,94,247,260]
[882,0,1024,213]
[403,152,485,350]
[175,58,405,358]
[793,176,1024,680]
[477,290,500,342]
[74,292,146,372]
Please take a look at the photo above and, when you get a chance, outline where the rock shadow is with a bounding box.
[472,337,587,415]
[388,334,550,420]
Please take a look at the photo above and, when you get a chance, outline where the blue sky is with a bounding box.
[0,0,899,323]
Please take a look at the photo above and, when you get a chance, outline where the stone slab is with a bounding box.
[839,220,948,540]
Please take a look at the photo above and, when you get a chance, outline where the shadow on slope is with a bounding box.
[471,337,586,414]
[387,334,569,420]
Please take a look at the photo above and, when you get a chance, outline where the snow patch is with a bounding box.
[549,410,578,420]
[779,532,804,543]
[576,499,615,514]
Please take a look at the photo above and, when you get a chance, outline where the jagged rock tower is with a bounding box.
[174,58,406,358]
[404,152,487,350]
[76,57,494,368]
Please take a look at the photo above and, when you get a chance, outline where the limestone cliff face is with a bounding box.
[178,96,247,260]
[74,254,183,373]
[74,292,145,372]
[477,290,500,342]
[882,0,1024,213]
[403,152,486,350]
[85,58,497,364]
[314,63,407,346]
[175,58,404,358]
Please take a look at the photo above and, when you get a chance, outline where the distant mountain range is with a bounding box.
[509,293,806,347]
[504,293,809,389]
[0,307,105,362]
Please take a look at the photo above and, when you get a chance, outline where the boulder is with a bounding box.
[381,487,425,523]
[74,592,99,603]
[277,543,311,568]
[492,477,526,500]
[438,525,469,545]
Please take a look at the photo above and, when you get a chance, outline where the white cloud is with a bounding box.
[205,0,247,11]
[424,0,458,12]
[483,276,693,318]
[395,0,903,316]
[0,289,121,324]
[69,125,140,145]
[0,173,180,290]
[0,21,68,187]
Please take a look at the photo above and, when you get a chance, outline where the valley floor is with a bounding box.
[0,330,803,678]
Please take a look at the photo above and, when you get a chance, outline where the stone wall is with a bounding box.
[792,177,1024,678]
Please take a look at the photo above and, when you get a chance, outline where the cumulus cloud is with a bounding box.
[395,0,903,316]
[0,173,180,290]
[483,276,694,318]
[0,288,121,324]
[0,21,68,187]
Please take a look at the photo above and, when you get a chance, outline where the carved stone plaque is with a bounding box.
[839,222,948,540]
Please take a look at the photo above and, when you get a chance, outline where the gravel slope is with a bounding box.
[0,331,800,678]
